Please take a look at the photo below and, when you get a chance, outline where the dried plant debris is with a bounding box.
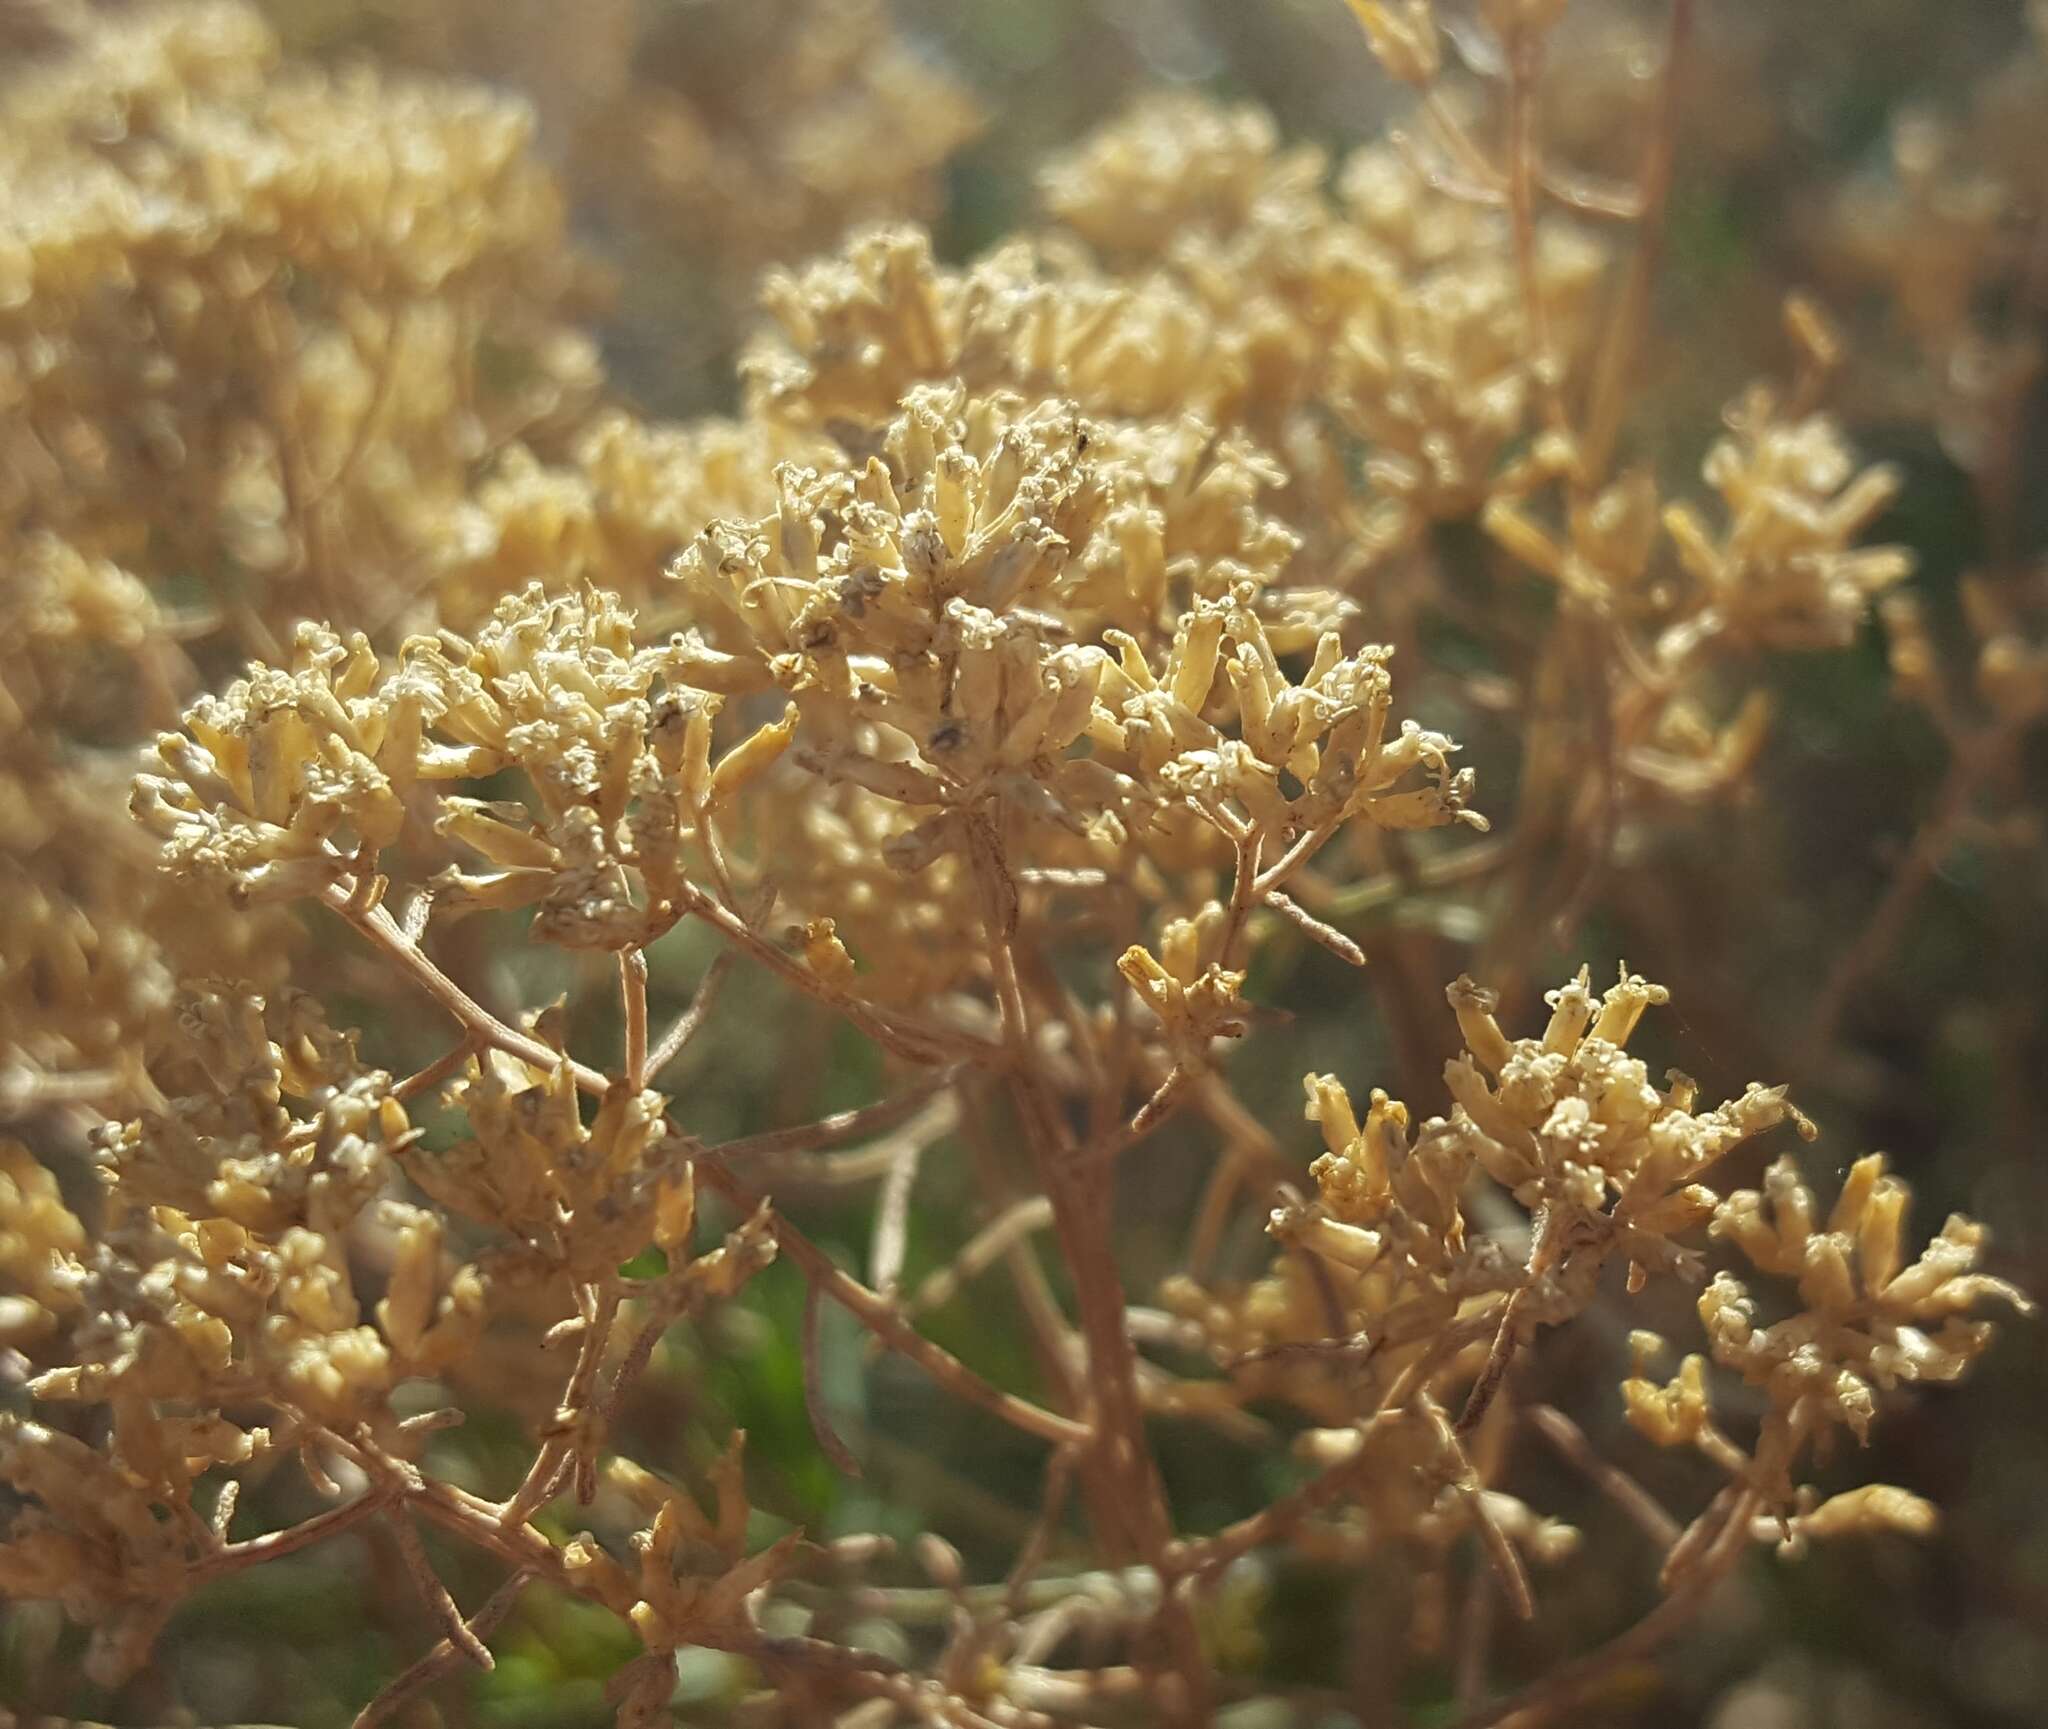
[0,3,2038,1726]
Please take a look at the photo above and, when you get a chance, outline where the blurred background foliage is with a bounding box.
[2,1,2044,1725]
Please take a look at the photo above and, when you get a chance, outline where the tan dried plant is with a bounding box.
[0,3,2035,1727]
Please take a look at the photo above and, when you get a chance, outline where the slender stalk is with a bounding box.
[696,1160,1088,1449]
[1175,1408,1401,1582]
[1448,1490,1760,1729]
[802,1276,864,1477]
[1526,1405,1681,1551]
[1804,728,2015,1065]
[503,1282,619,1523]
[1456,1210,1561,1439]
[390,1038,476,1104]
[190,1485,398,1583]
[672,879,995,1067]
[322,885,606,1093]
[706,1067,962,1163]
[352,1567,533,1729]
[966,810,1214,1726]
[1502,21,1567,441]
[620,948,649,1092]
[1581,0,1697,481]
[647,951,734,1078]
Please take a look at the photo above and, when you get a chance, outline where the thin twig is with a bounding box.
[803,1276,864,1478]
[908,1196,1057,1317]
[1173,1407,1402,1582]
[1804,730,2014,1066]
[620,948,649,1092]
[709,1067,962,1163]
[674,880,995,1066]
[303,303,410,513]
[351,1567,535,1729]
[870,1129,922,1297]
[696,1161,1088,1449]
[1310,834,1509,920]
[1423,1395,1534,1623]
[648,951,735,1078]
[966,812,1214,1727]
[1581,0,1696,480]
[1174,1334,1461,1581]
[1526,1404,1680,1550]
[1448,1489,1760,1729]
[1501,18,1568,440]
[1456,1549,1499,1707]
[323,886,606,1093]
[1006,1447,1080,1615]
[1263,888,1367,966]
[190,1485,397,1583]
[1538,163,1643,220]
[390,1509,494,1670]
[390,1037,476,1104]
[1251,819,1333,899]
[1456,1211,1561,1439]
[1456,1280,1532,1439]
[503,1283,619,1524]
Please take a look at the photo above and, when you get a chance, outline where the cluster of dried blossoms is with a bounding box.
[0,2,2033,1726]
[1785,4,2048,1066]
[266,0,981,357]
[1,0,605,1124]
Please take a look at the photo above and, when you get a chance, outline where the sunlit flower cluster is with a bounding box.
[0,4,2033,1725]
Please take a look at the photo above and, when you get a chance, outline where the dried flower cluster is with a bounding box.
[0,3,2036,1727]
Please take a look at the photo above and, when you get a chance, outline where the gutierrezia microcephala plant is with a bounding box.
[0,2,2038,1726]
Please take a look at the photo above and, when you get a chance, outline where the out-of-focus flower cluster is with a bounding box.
[268,0,980,311]
[0,0,600,1117]
[574,0,981,283]
[0,0,597,637]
